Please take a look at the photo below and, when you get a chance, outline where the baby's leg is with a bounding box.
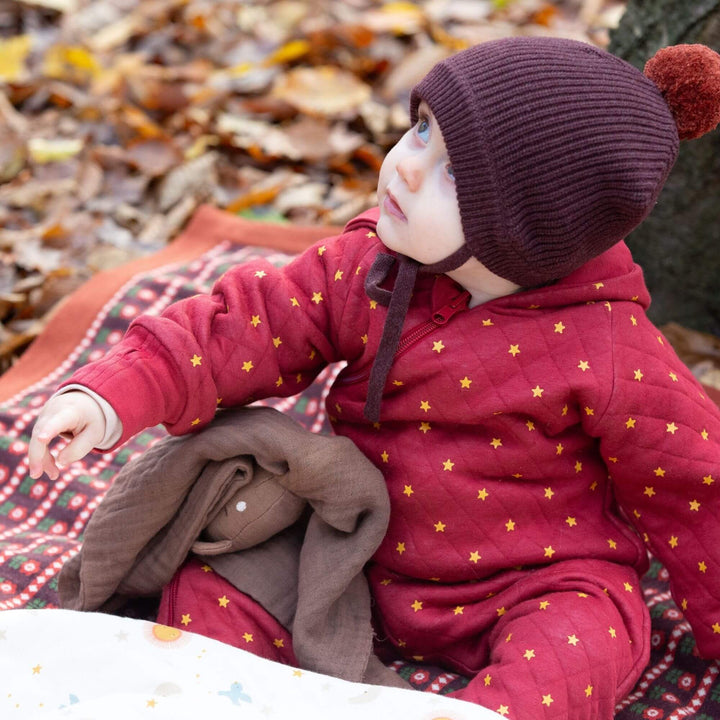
[156,556,297,666]
[450,581,648,720]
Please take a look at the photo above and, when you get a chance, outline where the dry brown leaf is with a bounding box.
[124,139,183,178]
[272,66,372,118]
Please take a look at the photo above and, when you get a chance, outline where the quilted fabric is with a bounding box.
[64,209,720,715]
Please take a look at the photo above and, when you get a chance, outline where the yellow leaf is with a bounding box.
[43,45,102,83]
[28,138,84,164]
[382,1,422,13]
[264,39,311,66]
[0,35,32,83]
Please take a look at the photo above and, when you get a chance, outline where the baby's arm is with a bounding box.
[27,222,376,477]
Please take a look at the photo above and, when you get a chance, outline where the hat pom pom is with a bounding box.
[644,44,720,140]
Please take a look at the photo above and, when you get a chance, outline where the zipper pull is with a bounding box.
[432,290,471,325]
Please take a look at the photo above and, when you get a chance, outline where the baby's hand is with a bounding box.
[28,391,106,480]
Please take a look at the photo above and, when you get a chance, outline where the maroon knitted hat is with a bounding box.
[409,37,720,286]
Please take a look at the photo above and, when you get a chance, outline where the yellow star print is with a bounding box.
[396,542,406,554]
[490,438,503,449]
[690,499,701,511]
[420,400,431,412]
[544,546,555,558]
[218,595,230,608]
[477,488,489,500]
[469,551,481,563]
[532,385,544,397]
[454,606,464,615]
[434,521,446,532]
[567,634,580,646]
[542,694,554,707]
[667,422,679,434]
[669,535,679,548]
[484,674,492,686]
[254,270,267,278]
[181,614,191,626]
[704,475,715,485]
[334,270,343,281]
[273,638,285,648]
[524,649,536,660]
[432,340,445,353]
[443,459,455,471]
[242,632,254,643]
[242,361,254,372]
[566,516,577,527]
[497,705,509,716]
[380,450,389,463]
[403,485,414,496]
[578,360,590,371]
[626,417,636,429]
[508,344,520,356]
[311,292,324,304]
[460,376,472,388]
[411,600,423,612]
[190,354,202,367]
[544,487,554,499]
[585,685,593,697]
[250,315,261,327]
[419,422,431,433]
[506,519,516,531]
[554,321,565,333]
[290,296,300,307]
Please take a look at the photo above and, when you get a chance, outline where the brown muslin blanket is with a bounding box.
[58,405,407,688]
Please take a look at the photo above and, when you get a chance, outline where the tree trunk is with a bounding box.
[609,1,720,335]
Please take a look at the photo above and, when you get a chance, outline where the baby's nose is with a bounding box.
[397,156,423,191]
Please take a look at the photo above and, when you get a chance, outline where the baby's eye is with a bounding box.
[446,162,455,181]
[416,116,430,142]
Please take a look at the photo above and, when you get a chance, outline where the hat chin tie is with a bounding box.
[363,244,472,423]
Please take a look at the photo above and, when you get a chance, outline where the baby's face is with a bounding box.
[376,102,465,265]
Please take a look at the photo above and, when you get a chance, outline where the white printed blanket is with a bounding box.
[0,608,503,720]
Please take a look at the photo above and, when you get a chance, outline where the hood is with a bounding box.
[485,241,651,314]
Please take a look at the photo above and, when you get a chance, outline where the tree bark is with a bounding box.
[609,1,720,335]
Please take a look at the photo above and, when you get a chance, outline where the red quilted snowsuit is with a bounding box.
[67,210,720,719]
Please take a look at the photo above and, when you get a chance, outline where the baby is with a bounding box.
[27,37,720,719]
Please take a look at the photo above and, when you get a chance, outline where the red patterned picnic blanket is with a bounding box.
[0,206,718,717]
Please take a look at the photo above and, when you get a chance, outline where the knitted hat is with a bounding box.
[364,38,720,422]
[410,37,720,286]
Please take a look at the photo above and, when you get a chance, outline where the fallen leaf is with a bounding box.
[0,35,32,83]
[28,138,84,164]
[272,65,372,117]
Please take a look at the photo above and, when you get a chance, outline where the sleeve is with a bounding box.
[590,306,720,658]
[63,226,379,448]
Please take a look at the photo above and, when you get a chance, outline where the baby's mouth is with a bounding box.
[383,190,407,221]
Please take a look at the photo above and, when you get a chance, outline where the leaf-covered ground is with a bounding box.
[3,0,718,389]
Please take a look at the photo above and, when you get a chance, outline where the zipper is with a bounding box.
[341,289,471,385]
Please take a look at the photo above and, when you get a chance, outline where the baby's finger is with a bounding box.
[28,445,60,481]
[56,430,99,467]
